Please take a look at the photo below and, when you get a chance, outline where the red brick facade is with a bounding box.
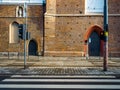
[45,0,120,57]
[0,4,44,55]
[0,0,120,57]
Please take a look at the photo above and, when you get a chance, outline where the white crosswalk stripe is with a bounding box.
[0,84,120,89]
[0,75,120,90]
[3,78,120,83]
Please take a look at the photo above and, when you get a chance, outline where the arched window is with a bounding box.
[85,0,104,14]
[9,22,19,43]
[16,6,24,17]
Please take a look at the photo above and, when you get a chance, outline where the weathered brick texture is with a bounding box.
[0,0,120,57]
[0,4,44,55]
[45,0,120,56]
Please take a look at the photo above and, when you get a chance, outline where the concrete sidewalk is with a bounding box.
[0,57,120,75]
[0,57,120,67]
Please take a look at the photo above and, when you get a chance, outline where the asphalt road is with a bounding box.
[0,75,120,90]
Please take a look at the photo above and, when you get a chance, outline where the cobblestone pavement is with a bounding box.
[0,67,120,76]
[0,57,120,75]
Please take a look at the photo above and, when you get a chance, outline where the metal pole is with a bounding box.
[103,0,108,71]
[24,3,27,69]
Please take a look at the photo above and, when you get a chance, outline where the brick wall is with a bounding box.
[56,0,85,14]
[0,0,120,57]
[46,0,56,14]
[0,4,44,55]
[46,0,84,14]
[45,0,120,57]
[108,0,120,56]
[45,15,103,56]
[109,17,120,51]
[109,0,120,14]
[0,5,16,17]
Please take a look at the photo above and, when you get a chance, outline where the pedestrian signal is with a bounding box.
[100,31,105,41]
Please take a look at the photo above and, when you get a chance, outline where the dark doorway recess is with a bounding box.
[28,40,37,56]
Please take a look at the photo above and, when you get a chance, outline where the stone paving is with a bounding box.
[0,57,120,75]
[0,67,120,76]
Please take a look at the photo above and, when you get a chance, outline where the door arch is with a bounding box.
[28,40,37,56]
[84,25,104,56]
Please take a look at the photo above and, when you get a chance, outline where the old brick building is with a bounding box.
[0,0,120,57]
[45,0,120,57]
[0,1,45,56]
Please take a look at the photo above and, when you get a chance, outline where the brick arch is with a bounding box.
[84,25,103,40]
[84,25,104,56]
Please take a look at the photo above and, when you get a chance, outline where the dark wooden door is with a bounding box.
[28,40,37,56]
[89,32,100,56]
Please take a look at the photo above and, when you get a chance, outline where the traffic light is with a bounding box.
[100,31,105,41]
[26,32,31,40]
[18,24,25,40]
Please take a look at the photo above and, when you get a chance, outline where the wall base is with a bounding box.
[44,51,84,57]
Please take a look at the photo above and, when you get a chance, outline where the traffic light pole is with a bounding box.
[24,3,27,69]
[103,0,108,71]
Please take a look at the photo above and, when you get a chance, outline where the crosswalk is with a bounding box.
[0,75,120,90]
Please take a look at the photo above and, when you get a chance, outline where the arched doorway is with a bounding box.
[28,40,37,56]
[84,25,104,57]
[88,31,100,56]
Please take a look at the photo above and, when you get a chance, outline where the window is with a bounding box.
[9,22,19,43]
[85,0,104,14]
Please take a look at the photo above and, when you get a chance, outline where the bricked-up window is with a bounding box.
[85,0,104,14]
[9,22,19,43]
[16,6,24,17]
